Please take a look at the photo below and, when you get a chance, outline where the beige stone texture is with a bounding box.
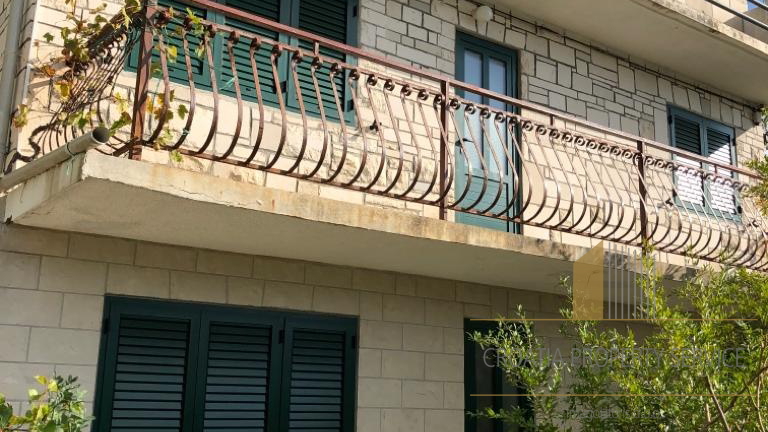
[61,294,104,330]
[39,257,107,295]
[68,234,135,264]
[170,271,228,303]
[27,328,100,364]
[263,281,314,310]
[226,277,265,306]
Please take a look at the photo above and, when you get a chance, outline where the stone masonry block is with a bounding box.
[383,295,425,324]
[61,294,104,330]
[170,271,227,303]
[252,256,305,283]
[306,263,352,288]
[0,251,39,289]
[227,277,264,306]
[382,350,425,379]
[313,286,360,315]
[28,328,100,365]
[0,226,68,257]
[135,242,197,271]
[39,257,107,295]
[0,325,30,361]
[107,265,170,298]
[0,288,62,327]
[68,234,135,265]
[360,320,403,350]
[402,324,443,352]
[403,380,443,408]
[358,378,402,408]
[263,281,313,310]
[197,250,252,278]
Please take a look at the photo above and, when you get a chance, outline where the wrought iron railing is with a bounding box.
[6,1,768,270]
[703,0,768,36]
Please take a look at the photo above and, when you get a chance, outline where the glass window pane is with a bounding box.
[465,50,483,87]
[488,58,507,110]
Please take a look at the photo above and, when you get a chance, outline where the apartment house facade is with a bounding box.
[0,0,767,430]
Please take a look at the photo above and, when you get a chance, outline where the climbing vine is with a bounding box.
[12,0,202,156]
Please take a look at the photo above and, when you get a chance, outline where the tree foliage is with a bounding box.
[472,258,768,431]
[0,376,91,432]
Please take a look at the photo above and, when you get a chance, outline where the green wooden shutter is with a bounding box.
[127,0,211,89]
[196,311,283,432]
[220,0,282,105]
[671,113,705,208]
[293,0,354,120]
[97,298,358,432]
[96,299,200,432]
[280,317,357,432]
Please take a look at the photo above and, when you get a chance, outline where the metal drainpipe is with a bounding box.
[0,0,27,171]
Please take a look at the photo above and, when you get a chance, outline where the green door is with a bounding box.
[455,33,518,233]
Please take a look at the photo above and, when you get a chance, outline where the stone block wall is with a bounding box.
[360,0,764,161]
[0,223,573,432]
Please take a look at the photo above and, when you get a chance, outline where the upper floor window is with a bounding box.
[128,0,358,119]
[669,107,738,218]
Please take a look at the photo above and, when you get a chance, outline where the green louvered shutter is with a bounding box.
[96,300,199,432]
[220,0,282,106]
[196,311,283,432]
[127,0,211,89]
[280,317,357,432]
[672,113,705,209]
[293,0,355,120]
[705,126,736,215]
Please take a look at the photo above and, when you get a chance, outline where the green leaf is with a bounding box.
[43,33,55,43]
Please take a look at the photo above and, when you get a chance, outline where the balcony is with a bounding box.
[1,1,766,286]
[491,0,768,104]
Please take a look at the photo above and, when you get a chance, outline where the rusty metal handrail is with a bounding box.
[702,0,768,33]
[15,2,768,271]
[182,0,761,181]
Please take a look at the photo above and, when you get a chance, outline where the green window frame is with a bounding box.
[93,296,358,432]
[465,319,531,432]
[128,0,358,120]
[454,32,520,234]
[668,106,740,220]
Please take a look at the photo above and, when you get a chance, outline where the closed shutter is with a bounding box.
[97,304,198,432]
[198,314,282,432]
[672,114,705,208]
[220,0,281,105]
[706,127,736,214]
[97,298,357,432]
[294,0,352,120]
[128,0,210,89]
[281,317,357,432]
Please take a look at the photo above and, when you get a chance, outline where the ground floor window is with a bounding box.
[465,319,530,432]
[94,296,357,432]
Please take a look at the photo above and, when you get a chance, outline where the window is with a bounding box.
[465,319,530,432]
[669,107,738,218]
[128,0,358,119]
[94,297,357,432]
[454,33,519,233]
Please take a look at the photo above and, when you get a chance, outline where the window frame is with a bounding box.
[454,32,521,234]
[464,319,532,432]
[93,296,358,432]
[668,106,741,221]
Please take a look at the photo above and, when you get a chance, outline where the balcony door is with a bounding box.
[455,33,519,233]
